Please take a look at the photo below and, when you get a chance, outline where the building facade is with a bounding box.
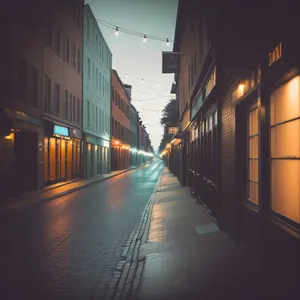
[167,0,300,291]
[42,0,84,186]
[0,0,84,198]
[130,104,139,166]
[82,4,112,178]
[111,70,131,170]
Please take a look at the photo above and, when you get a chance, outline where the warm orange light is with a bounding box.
[4,133,14,140]
[122,145,125,149]
[166,143,171,149]
[115,141,119,145]
[238,83,245,93]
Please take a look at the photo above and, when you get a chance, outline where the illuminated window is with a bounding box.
[270,76,300,223]
[248,107,259,204]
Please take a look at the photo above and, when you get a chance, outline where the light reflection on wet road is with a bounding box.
[0,159,163,299]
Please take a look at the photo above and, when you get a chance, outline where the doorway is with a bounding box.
[14,130,37,194]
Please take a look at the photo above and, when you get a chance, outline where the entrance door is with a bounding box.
[14,130,37,194]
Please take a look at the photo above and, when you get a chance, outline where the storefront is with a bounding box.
[0,107,43,198]
[231,40,300,287]
[187,66,219,217]
[84,134,110,178]
[111,138,130,171]
[43,121,82,185]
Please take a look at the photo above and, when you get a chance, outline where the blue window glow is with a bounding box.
[54,125,69,137]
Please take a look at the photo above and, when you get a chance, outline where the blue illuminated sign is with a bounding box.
[54,125,69,137]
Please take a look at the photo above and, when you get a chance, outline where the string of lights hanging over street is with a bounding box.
[96,18,173,46]
[117,71,176,89]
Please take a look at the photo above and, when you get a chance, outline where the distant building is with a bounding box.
[129,103,138,166]
[111,70,131,170]
[0,0,84,198]
[82,4,112,178]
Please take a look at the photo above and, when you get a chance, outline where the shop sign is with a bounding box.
[162,52,180,73]
[191,90,205,121]
[268,43,282,67]
[168,126,179,135]
[54,125,69,137]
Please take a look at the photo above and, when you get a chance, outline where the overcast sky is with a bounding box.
[86,0,178,151]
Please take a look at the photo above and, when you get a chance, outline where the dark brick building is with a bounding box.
[170,0,300,293]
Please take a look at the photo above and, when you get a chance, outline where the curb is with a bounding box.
[1,162,151,219]
[103,170,163,300]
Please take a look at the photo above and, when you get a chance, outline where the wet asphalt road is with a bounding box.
[0,159,163,299]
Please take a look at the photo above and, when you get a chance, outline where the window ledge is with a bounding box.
[267,213,300,240]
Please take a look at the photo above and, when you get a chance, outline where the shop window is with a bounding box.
[271,76,300,223]
[248,107,259,204]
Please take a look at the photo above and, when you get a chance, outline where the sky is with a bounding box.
[86,0,178,151]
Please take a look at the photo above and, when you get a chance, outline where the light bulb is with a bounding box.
[115,27,119,36]
[166,38,170,47]
[157,83,160,87]
[141,79,144,84]
[143,34,147,43]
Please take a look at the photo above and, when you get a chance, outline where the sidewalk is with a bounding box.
[0,165,147,218]
[131,169,267,300]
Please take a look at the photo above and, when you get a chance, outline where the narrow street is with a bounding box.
[0,160,163,300]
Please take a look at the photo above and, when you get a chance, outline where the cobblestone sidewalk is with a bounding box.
[125,168,267,300]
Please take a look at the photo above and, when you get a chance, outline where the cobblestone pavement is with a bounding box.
[0,166,147,218]
[126,168,268,300]
[0,160,163,300]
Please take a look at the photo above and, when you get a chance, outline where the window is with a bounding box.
[99,72,102,91]
[102,110,104,132]
[96,68,98,89]
[65,90,68,119]
[53,83,60,114]
[87,18,90,39]
[77,49,81,73]
[102,75,104,94]
[99,109,102,131]
[92,104,94,128]
[99,40,102,58]
[88,58,91,79]
[47,22,52,46]
[96,107,98,130]
[72,95,76,122]
[77,6,81,27]
[70,93,73,120]
[248,107,259,204]
[66,37,70,62]
[45,76,51,111]
[29,66,38,106]
[271,76,300,223]
[54,28,60,54]
[87,100,90,126]
[72,43,76,68]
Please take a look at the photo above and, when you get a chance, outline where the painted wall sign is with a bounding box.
[268,43,282,67]
[54,125,69,137]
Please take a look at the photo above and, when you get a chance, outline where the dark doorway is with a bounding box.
[14,130,37,195]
